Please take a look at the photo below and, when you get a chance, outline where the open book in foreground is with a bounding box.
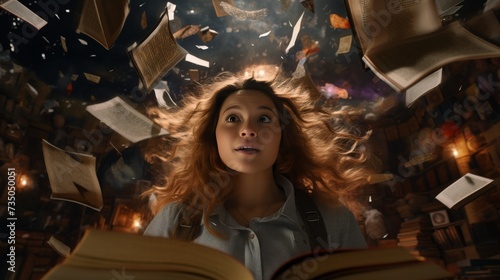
[42,229,452,280]
[41,140,103,211]
[435,173,496,210]
[346,0,500,93]
[85,96,168,143]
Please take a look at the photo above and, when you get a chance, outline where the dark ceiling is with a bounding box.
[0,0,489,104]
[0,0,397,104]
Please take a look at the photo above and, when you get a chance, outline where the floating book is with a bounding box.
[129,7,187,92]
[85,96,169,143]
[76,0,130,49]
[435,173,496,210]
[42,229,451,280]
[41,140,103,211]
[345,0,500,93]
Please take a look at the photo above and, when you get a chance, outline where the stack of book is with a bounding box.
[397,215,442,262]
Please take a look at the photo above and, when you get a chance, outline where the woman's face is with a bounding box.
[215,90,282,174]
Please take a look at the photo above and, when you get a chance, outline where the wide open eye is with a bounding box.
[258,115,272,123]
[226,115,240,122]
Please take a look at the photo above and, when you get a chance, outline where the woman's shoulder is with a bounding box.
[157,201,185,216]
[143,201,184,237]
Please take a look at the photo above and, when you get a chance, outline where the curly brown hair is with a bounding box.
[144,67,373,236]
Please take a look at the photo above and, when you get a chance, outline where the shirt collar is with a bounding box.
[203,174,301,225]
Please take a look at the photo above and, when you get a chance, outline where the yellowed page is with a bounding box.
[42,229,254,280]
[41,140,103,211]
[85,96,168,143]
[76,0,129,49]
[363,21,500,92]
[347,0,441,53]
[0,0,47,30]
[129,10,187,91]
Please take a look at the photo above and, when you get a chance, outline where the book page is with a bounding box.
[434,0,463,15]
[43,229,254,280]
[99,0,129,48]
[363,21,500,92]
[85,96,168,143]
[346,0,441,53]
[42,140,103,211]
[336,35,353,55]
[405,68,442,107]
[47,236,71,257]
[273,246,450,279]
[129,9,187,92]
[76,0,129,49]
[76,0,102,46]
[465,9,500,45]
[435,173,495,209]
[0,0,47,30]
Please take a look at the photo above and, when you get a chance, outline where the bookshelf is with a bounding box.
[371,57,500,277]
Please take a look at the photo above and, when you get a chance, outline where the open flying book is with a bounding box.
[345,0,500,93]
[76,0,130,50]
[129,6,187,92]
[42,229,451,280]
[435,173,496,210]
[41,140,103,211]
[85,96,169,143]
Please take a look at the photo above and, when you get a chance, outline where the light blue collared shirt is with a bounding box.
[144,175,367,280]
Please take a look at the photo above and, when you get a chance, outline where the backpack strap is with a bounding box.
[175,190,328,250]
[175,209,202,241]
[295,189,328,251]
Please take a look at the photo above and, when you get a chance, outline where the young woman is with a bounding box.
[143,68,373,280]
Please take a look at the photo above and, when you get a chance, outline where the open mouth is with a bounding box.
[235,146,260,153]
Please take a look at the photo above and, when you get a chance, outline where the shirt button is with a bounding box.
[249,233,255,239]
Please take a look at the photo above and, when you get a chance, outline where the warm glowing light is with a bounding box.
[452,149,458,157]
[133,217,142,229]
[243,65,279,80]
[18,174,32,190]
[368,195,372,203]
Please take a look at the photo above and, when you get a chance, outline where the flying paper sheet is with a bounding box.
[0,0,47,30]
[286,12,304,53]
[42,140,103,211]
[85,96,169,143]
[186,53,210,68]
